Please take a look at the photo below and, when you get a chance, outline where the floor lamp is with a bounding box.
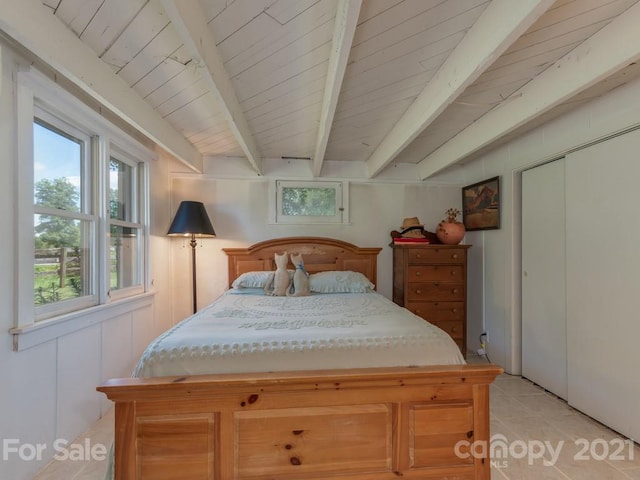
[168,201,216,314]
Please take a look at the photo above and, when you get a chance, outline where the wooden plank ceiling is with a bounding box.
[31,0,640,178]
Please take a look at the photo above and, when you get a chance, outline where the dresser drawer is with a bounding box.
[406,302,465,321]
[406,283,465,301]
[408,248,465,265]
[407,265,463,282]
[392,244,469,357]
[431,321,464,340]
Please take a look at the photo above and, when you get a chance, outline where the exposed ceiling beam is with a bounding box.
[0,0,203,172]
[162,0,262,175]
[366,0,555,179]
[312,0,362,177]
[419,0,640,179]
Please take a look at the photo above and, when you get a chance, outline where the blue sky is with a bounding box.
[34,122,81,185]
[34,122,82,209]
[34,123,119,207]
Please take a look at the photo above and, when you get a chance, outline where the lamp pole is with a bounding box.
[189,234,198,314]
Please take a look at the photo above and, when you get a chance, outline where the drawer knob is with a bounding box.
[452,253,458,259]
[450,270,457,276]
[416,254,422,259]
[451,308,457,313]
[452,326,457,333]
[416,289,422,295]
[415,309,421,315]
[415,271,421,277]
[452,288,459,294]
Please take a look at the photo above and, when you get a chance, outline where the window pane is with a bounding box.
[34,121,82,211]
[34,216,90,306]
[282,187,336,216]
[110,226,140,290]
[109,158,134,221]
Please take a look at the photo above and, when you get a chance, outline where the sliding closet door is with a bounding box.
[566,130,640,441]
[522,159,567,399]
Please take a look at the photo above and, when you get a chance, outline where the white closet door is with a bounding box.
[522,159,567,399]
[566,130,640,441]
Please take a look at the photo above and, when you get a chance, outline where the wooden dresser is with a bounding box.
[391,244,471,356]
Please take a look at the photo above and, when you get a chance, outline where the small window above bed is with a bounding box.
[271,180,349,224]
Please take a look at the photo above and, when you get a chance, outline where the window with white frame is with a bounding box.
[33,111,97,319]
[274,180,348,224]
[108,150,145,299]
[19,71,149,325]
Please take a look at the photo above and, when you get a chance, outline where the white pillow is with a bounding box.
[231,270,293,289]
[309,271,374,293]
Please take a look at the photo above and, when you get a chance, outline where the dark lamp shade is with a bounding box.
[167,201,216,237]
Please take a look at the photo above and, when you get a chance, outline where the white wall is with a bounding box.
[0,43,179,480]
[444,73,640,373]
[168,174,462,316]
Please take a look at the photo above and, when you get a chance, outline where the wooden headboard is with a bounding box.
[223,237,382,289]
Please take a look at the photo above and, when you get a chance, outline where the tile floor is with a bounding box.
[488,368,640,479]
[34,356,640,480]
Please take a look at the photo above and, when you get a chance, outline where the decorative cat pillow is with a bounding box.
[287,253,310,297]
[264,252,292,296]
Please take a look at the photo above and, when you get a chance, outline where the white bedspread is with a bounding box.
[134,291,465,377]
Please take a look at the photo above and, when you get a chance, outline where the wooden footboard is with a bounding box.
[98,364,502,480]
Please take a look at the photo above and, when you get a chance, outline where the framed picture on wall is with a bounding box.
[462,176,500,231]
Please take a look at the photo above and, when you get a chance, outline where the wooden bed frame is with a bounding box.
[98,237,502,480]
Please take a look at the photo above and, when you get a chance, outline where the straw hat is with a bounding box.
[398,217,426,238]
[400,217,423,230]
